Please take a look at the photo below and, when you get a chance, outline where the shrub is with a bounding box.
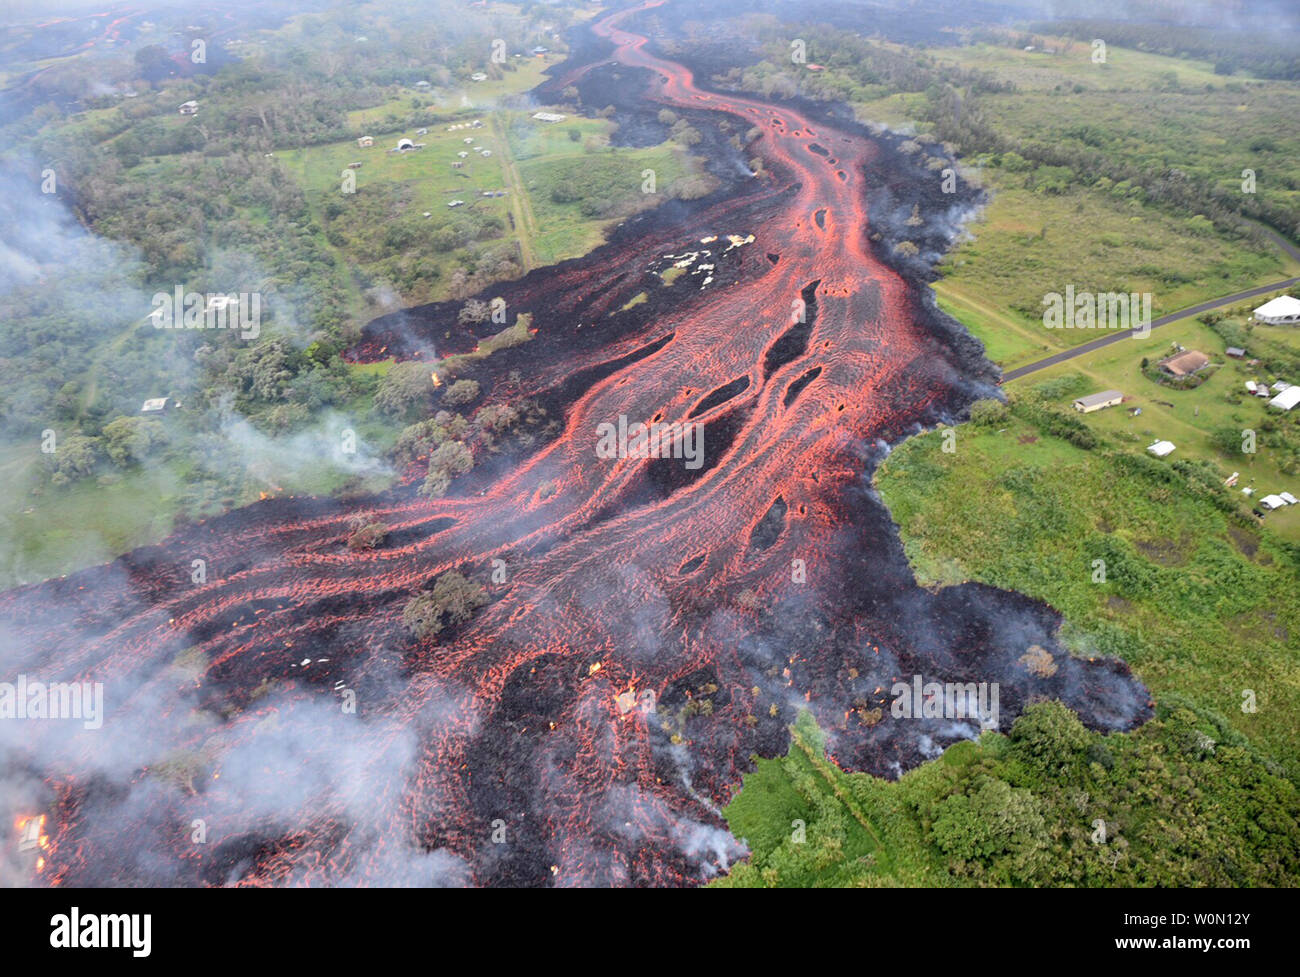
[443,379,480,407]
[375,361,433,416]
[346,515,387,551]
[969,398,1010,427]
[421,440,473,497]
[402,570,488,639]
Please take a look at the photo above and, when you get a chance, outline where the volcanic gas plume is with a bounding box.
[0,0,1150,887]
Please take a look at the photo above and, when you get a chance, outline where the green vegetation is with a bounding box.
[933,175,1288,371]
[875,389,1300,780]
[1032,19,1300,80]
[713,704,1300,886]
[402,569,489,640]
[719,18,1300,377]
[0,0,710,586]
[519,145,706,264]
[726,23,1300,243]
[1007,300,1300,539]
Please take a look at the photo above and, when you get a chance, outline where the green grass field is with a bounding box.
[518,143,694,264]
[934,37,1226,92]
[0,443,182,589]
[1005,314,1300,539]
[932,175,1291,371]
[874,410,1300,780]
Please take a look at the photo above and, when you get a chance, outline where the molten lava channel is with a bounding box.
[0,0,1150,887]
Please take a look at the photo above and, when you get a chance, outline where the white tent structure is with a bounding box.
[1252,295,1300,325]
[1269,386,1300,411]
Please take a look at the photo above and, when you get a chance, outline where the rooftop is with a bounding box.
[1254,295,1300,318]
[1160,350,1210,376]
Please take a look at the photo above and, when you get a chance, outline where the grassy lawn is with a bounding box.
[933,280,1053,369]
[278,120,510,209]
[503,110,609,160]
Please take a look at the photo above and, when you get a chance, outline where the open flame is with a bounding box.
[16,814,51,873]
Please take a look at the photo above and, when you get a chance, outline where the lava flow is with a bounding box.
[0,0,1151,887]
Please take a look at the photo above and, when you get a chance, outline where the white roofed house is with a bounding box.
[1147,440,1176,458]
[141,397,171,414]
[1072,390,1122,413]
[178,100,198,115]
[1252,295,1300,325]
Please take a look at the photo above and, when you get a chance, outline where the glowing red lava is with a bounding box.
[0,1,1149,887]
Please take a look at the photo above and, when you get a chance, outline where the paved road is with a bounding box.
[1001,275,1300,382]
[1261,225,1300,263]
